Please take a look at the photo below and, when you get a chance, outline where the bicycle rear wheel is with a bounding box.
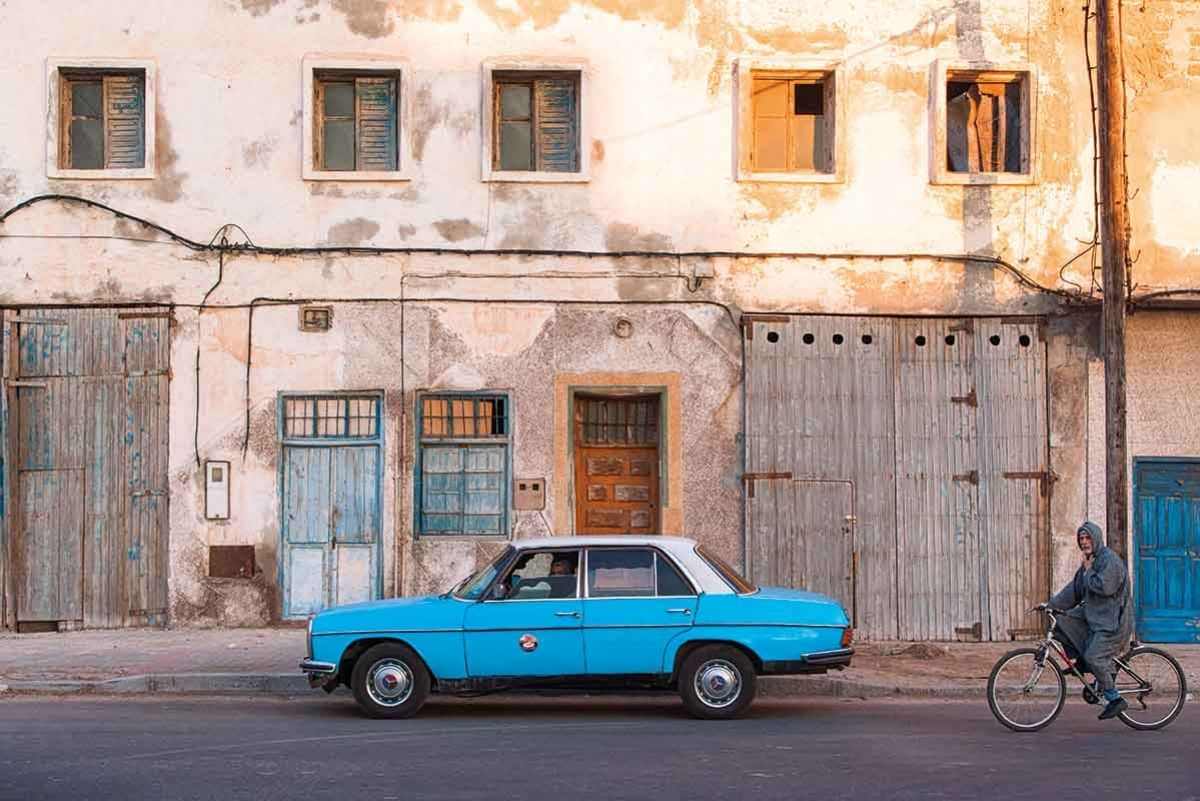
[987,647,1066,732]
[1117,646,1187,731]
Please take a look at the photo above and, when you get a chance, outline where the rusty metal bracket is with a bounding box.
[117,311,174,320]
[742,471,793,498]
[741,314,792,341]
[1003,469,1058,497]
[5,380,47,389]
[949,320,975,334]
[951,388,978,407]
[952,470,979,485]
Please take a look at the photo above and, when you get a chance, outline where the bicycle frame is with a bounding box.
[1034,609,1153,703]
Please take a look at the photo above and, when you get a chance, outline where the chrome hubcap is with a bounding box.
[695,659,742,708]
[366,659,414,707]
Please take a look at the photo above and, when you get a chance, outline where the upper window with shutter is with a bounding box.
[735,61,844,184]
[481,62,589,183]
[313,72,399,172]
[932,62,1036,186]
[48,61,155,179]
[301,58,410,182]
[492,72,580,173]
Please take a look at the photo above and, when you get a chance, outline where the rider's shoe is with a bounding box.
[1098,697,1128,720]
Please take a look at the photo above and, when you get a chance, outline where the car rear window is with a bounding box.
[696,546,757,594]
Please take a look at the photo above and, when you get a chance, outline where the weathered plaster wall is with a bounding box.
[1087,312,1200,565]
[0,0,1135,314]
[165,300,740,623]
[0,0,1194,627]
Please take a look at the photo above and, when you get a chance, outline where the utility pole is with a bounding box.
[1096,0,1130,561]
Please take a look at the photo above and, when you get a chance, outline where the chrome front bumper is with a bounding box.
[300,659,337,675]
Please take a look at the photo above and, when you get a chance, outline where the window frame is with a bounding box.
[480,58,591,184]
[302,56,412,182]
[735,59,845,185]
[582,546,698,600]
[483,548,582,602]
[46,58,156,180]
[414,390,513,539]
[931,60,1037,186]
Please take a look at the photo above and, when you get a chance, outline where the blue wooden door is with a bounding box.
[282,445,381,617]
[1134,460,1200,643]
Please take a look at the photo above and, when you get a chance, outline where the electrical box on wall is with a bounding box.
[514,478,545,511]
[205,461,230,520]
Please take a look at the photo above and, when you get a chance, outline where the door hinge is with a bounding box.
[1003,469,1058,497]
[952,470,979,485]
[742,471,793,499]
[951,389,978,408]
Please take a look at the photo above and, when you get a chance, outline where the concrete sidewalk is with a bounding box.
[1,627,1197,698]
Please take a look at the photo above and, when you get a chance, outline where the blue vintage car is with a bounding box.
[300,536,853,719]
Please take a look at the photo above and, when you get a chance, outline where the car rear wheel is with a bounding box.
[679,645,757,720]
[351,643,431,720]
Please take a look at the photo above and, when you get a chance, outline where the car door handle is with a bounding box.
[555,611,581,618]
[666,608,692,615]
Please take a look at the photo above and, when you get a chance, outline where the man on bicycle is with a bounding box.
[1048,520,1133,720]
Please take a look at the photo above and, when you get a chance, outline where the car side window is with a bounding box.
[587,549,656,598]
[495,550,579,600]
[655,553,696,597]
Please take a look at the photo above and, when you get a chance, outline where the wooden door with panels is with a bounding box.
[573,394,660,535]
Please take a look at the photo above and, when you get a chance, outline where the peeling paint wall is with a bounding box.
[0,0,1194,628]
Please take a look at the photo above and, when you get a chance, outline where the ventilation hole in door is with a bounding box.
[945,334,956,346]
[861,334,873,345]
[766,331,780,343]
[802,333,815,345]
[1019,334,1032,347]
[990,334,1001,346]
[915,335,927,347]
[832,333,844,345]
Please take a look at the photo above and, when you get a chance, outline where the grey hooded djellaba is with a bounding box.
[1049,521,1133,694]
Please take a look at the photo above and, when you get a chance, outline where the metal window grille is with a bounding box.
[421,395,508,439]
[576,396,658,446]
[284,395,379,438]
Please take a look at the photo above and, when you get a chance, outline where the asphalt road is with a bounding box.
[0,693,1195,801]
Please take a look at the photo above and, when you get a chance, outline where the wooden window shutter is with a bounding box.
[103,73,145,169]
[355,77,398,171]
[534,78,578,172]
[751,78,789,172]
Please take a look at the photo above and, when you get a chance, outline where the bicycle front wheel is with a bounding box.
[1117,646,1188,731]
[987,647,1066,732]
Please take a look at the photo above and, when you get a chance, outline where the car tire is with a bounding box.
[351,642,431,720]
[678,645,757,720]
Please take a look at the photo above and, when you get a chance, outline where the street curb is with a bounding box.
[759,676,984,700]
[0,672,985,699]
[0,673,309,696]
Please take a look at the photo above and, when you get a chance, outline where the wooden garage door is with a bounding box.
[8,308,169,629]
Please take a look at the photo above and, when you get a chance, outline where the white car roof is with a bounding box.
[507,535,732,595]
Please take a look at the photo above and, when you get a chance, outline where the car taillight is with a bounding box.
[840,627,854,648]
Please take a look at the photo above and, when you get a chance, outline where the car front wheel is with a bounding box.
[351,643,431,719]
[678,645,757,720]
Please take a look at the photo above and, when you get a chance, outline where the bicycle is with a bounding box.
[987,605,1188,732]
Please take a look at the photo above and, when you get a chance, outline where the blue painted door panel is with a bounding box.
[1134,461,1200,643]
[582,598,696,674]
[463,601,586,677]
[282,442,380,618]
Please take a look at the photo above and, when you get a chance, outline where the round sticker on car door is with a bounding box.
[518,633,538,652]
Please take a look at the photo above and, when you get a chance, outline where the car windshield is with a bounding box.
[696,545,757,594]
[452,547,513,600]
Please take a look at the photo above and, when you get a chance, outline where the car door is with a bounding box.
[463,549,586,678]
[581,547,698,675]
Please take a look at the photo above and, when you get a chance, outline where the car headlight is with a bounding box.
[306,613,315,659]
